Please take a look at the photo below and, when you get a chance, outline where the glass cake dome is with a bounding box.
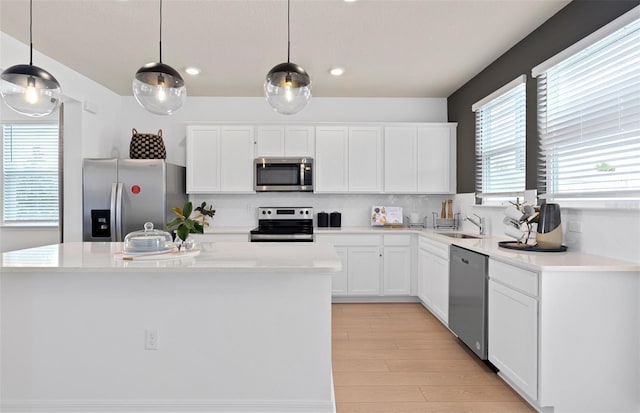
[124,222,173,253]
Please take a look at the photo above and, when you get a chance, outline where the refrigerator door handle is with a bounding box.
[115,182,124,241]
[110,183,118,242]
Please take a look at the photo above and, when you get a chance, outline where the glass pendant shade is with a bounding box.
[264,62,311,115]
[133,62,186,116]
[0,64,62,118]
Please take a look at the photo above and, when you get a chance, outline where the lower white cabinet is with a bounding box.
[348,246,382,295]
[382,235,412,295]
[331,246,349,296]
[316,234,414,297]
[418,237,449,324]
[488,259,538,402]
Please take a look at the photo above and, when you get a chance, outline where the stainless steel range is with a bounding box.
[250,207,314,242]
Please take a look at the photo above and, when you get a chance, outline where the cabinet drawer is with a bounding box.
[383,234,412,246]
[489,259,538,297]
[315,234,381,247]
[419,236,449,260]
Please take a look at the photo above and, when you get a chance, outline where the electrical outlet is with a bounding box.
[145,329,159,350]
[568,221,582,233]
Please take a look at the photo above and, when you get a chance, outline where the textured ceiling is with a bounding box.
[0,0,570,97]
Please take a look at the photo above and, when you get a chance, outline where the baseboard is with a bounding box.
[0,399,335,413]
[332,295,420,303]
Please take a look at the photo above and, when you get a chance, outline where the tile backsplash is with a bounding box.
[191,192,639,263]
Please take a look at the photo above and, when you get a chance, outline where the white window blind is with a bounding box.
[535,10,640,201]
[473,75,527,201]
[2,123,59,223]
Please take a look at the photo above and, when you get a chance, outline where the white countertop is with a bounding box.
[0,241,342,273]
[313,226,640,272]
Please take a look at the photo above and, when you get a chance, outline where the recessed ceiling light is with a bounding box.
[344,0,357,2]
[185,67,201,76]
[330,67,345,76]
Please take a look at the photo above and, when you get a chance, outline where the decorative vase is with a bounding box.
[536,203,562,248]
[174,234,196,251]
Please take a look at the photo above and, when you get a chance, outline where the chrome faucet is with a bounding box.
[465,214,486,235]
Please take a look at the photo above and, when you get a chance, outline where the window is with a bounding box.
[533,7,640,202]
[472,75,527,203]
[2,123,59,224]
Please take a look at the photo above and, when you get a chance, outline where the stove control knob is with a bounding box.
[262,210,267,215]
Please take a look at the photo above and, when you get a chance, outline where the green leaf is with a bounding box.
[183,202,193,219]
[177,225,190,242]
[165,217,183,230]
[193,221,204,234]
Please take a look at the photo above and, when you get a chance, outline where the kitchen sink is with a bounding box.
[439,233,481,239]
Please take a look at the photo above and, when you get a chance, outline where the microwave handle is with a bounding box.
[300,163,305,187]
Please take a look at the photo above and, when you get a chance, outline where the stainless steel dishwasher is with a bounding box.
[449,245,489,360]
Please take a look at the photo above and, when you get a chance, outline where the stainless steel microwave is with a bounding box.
[254,157,313,192]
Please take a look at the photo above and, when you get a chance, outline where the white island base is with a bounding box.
[0,242,340,413]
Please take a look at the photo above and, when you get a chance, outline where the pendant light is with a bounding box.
[0,0,62,118]
[264,0,311,115]
[132,0,186,115]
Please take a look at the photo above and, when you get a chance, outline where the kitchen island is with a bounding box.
[0,242,340,413]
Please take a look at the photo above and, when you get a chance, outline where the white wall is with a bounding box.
[0,32,122,251]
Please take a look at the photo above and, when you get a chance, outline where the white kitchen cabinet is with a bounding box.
[382,234,412,295]
[384,124,456,194]
[186,126,221,193]
[315,126,349,192]
[384,127,418,193]
[488,259,538,402]
[220,126,255,192]
[418,237,449,324]
[317,234,383,296]
[348,127,383,193]
[348,246,382,295]
[186,125,254,194]
[331,246,349,296]
[417,125,456,193]
[383,247,411,295]
[255,126,315,157]
[315,126,383,193]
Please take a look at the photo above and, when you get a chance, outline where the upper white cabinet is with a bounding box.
[418,126,456,193]
[315,126,383,193]
[384,127,418,193]
[384,124,456,194]
[186,126,221,193]
[187,122,454,195]
[348,127,383,193]
[315,126,349,193]
[255,126,315,157]
[186,125,255,194]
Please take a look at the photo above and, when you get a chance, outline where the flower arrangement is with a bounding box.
[165,201,216,243]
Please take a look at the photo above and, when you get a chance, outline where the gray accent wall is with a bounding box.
[447,0,640,194]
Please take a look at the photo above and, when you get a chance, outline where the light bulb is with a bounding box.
[156,86,167,102]
[283,74,293,102]
[25,85,38,104]
[24,76,39,104]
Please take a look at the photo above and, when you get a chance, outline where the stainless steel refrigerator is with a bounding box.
[82,159,187,242]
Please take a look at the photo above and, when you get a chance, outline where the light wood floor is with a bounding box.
[332,303,535,413]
